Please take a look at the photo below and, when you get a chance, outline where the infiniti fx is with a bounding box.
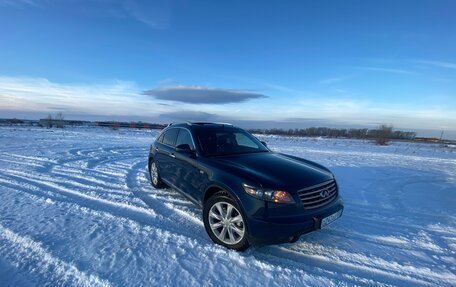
[148,122,343,251]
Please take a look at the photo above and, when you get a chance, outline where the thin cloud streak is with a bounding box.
[319,74,356,85]
[121,0,172,29]
[357,67,417,75]
[413,60,456,70]
[0,0,172,29]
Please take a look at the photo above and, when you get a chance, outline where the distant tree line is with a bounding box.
[1,116,167,130]
[95,121,166,130]
[249,125,416,141]
[0,118,25,125]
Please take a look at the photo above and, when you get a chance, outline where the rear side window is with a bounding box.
[175,129,195,150]
[162,129,179,146]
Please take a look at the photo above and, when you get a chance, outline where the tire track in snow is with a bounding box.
[253,245,442,287]
[341,212,454,237]
[0,168,210,245]
[0,171,158,220]
[0,224,111,287]
[8,167,132,201]
[323,227,447,256]
[346,201,455,223]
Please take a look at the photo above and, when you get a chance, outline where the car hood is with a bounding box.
[210,152,333,191]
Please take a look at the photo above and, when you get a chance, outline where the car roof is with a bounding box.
[165,122,238,132]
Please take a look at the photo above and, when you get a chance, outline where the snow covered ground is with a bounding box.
[0,126,455,287]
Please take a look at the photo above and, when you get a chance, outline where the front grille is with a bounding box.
[297,180,338,209]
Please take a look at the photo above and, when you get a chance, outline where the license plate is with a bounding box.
[320,210,342,228]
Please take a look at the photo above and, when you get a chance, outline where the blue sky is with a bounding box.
[0,0,455,138]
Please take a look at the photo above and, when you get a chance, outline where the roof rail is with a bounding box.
[190,122,233,126]
[167,122,192,127]
[168,122,235,127]
[213,122,233,126]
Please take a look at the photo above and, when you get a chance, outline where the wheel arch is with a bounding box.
[203,185,226,203]
[203,183,240,205]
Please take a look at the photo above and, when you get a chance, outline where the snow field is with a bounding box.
[0,127,455,286]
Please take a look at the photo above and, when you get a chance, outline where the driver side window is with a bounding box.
[175,129,195,150]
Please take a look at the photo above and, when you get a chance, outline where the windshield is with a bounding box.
[197,129,268,156]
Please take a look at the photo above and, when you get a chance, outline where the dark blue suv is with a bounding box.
[148,122,343,251]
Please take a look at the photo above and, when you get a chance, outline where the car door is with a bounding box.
[154,128,179,183]
[173,128,202,202]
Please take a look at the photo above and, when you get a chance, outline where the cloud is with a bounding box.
[142,86,268,104]
[121,0,172,29]
[357,67,417,75]
[412,60,456,70]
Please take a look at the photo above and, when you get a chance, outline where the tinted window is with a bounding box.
[197,129,268,156]
[235,133,258,148]
[157,132,165,143]
[162,128,179,146]
[175,129,195,150]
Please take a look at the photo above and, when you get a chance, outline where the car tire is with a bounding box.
[203,192,249,251]
[289,235,300,243]
[149,159,165,188]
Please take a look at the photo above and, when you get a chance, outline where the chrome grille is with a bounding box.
[297,180,338,209]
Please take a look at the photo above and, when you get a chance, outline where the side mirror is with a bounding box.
[260,141,268,147]
[176,144,196,157]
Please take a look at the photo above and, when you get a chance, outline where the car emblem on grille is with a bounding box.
[320,189,330,198]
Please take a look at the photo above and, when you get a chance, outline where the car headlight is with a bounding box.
[242,184,295,203]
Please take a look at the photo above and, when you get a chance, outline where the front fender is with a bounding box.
[202,172,267,221]
[202,178,244,208]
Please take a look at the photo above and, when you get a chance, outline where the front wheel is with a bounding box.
[203,192,249,251]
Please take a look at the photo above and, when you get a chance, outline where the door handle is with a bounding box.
[170,153,176,158]
[155,147,159,152]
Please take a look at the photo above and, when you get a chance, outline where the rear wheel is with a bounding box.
[149,160,165,188]
[203,192,249,251]
[289,235,300,243]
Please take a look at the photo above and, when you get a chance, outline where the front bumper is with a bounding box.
[246,197,344,244]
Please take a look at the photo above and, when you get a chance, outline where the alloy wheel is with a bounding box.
[208,202,245,245]
[150,162,159,185]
